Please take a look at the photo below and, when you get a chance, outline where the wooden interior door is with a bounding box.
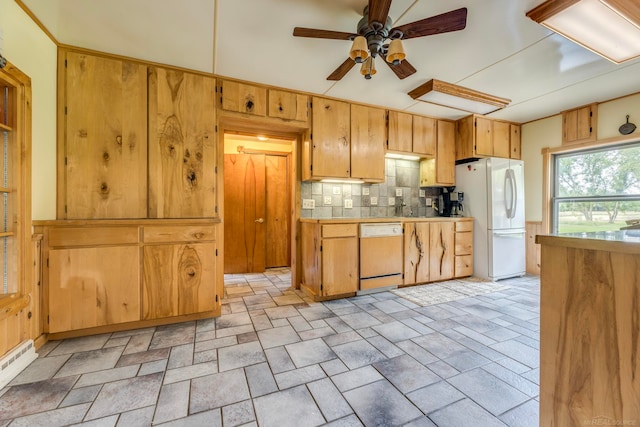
[224,154,266,273]
[265,155,290,268]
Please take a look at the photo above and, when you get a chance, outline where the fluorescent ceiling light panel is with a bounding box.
[408,79,511,115]
[527,0,640,63]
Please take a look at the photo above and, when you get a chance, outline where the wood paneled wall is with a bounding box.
[526,221,542,275]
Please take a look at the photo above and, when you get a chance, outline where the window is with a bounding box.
[552,142,640,233]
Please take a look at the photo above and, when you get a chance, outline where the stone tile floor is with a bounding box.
[0,268,540,426]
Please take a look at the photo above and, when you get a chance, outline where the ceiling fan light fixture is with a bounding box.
[526,0,640,63]
[386,39,406,65]
[349,36,369,63]
[360,57,376,79]
[408,79,511,115]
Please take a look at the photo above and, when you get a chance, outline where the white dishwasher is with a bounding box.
[359,223,403,292]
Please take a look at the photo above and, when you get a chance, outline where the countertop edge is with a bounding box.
[299,217,473,224]
[536,234,640,254]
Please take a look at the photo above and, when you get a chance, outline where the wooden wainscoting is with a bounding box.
[526,221,543,275]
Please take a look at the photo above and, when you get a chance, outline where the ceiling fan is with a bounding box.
[293,0,468,80]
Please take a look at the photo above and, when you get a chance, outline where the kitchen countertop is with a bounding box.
[300,216,473,224]
[536,230,640,254]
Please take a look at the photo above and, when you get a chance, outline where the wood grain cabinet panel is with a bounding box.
[310,97,351,179]
[510,124,521,160]
[220,80,266,116]
[268,89,308,122]
[492,120,511,158]
[419,120,455,187]
[429,222,455,282]
[321,236,358,297]
[350,104,386,182]
[387,111,413,153]
[455,115,521,162]
[63,52,148,219]
[562,103,596,145]
[148,68,217,218]
[48,246,140,333]
[412,116,437,157]
[404,222,430,285]
[143,243,217,319]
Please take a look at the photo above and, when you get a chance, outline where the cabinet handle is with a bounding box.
[255,218,264,223]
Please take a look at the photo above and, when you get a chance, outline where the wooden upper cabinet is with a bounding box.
[492,120,511,158]
[563,103,597,145]
[419,120,455,186]
[387,111,413,153]
[413,115,437,157]
[220,80,266,116]
[310,97,351,179]
[351,104,386,181]
[148,68,217,218]
[268,89,308,122]
[510,124,521,160]
[63,51,148,219]
[456,115,521,161]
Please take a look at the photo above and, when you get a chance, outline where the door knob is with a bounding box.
[255,218,264,223]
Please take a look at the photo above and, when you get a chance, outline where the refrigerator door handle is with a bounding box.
[504,169,513,219]
[509,168,517,219]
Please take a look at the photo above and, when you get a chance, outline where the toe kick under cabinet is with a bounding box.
[34,220,222,339]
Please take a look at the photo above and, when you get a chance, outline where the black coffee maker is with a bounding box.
[437,187,464,217]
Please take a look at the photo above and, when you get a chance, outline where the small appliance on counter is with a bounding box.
[435,187,465,217]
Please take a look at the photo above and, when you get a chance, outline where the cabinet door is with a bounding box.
[563,104,595,145]
[436,120,455,185]
[311,97,351,178]
[322,237,358,296]
[351,104,386,181]
[429,222,454,281]
[413,116,437,156]
[148,68,217,218]
[475,117,493,156]
[48,246,140,333]
[493,121,511,158]
[268,89,308,122]
[143,243,217,319]
[388,111,413,153]
[510,124,521,160]
[64,52,148,219]
[404,223,430,285]
[220,80,266,116]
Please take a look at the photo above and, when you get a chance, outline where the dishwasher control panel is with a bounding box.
[359,223,403,238]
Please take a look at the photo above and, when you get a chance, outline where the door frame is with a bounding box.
[217,116,305,289]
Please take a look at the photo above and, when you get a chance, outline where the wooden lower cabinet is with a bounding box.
[404,222,430,285]
[37,220,221,337]
[143,243,217,319]
[48,246,140,333]
[429,222,455,282]
[454,220,474,278]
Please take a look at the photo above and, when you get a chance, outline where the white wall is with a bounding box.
[1,0,57,220]
[521,92,640,223]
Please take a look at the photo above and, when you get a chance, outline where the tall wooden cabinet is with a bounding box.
[148,68,217,218]
[61,51,148,219]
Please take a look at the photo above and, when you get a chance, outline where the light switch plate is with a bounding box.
[389,197,395,206]
[344,199,353,209]
[395,188,403,197]
[370,196,378,205]
[362,187,370,196]
[302,199,315,209]
[332,186,341,195]
[419,189,426,197]
[324,196,333,205]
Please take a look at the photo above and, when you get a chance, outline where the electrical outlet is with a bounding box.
[419,189,426,197]
[344,199,353,209]
[302,199,315,209]
[425,198,432,206]
[395,188,403,197]
[324,196,333,205]
[389,197,395,206]
[370,196,378,205]
[362,187,370,196]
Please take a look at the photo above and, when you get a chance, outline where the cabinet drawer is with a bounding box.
[144,225,216,243]
[455,255,473,278]
[322,224,357,238]
[48,227,139,247]
[455,221,473,232]
[455,231,473,255]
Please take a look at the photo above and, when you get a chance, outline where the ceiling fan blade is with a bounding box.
[368,0,392,27]
[327,58,356,81]
[392,7,467,40]
[384,59,417,80]
[293,27,356,40]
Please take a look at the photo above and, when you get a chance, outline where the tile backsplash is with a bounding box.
[301,159,443,219]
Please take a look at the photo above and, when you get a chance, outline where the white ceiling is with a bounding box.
[19,0,640,123]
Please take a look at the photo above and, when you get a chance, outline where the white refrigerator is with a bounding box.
[455,158,526,280]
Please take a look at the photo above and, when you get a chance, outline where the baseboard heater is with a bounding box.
[0,339,38,389]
